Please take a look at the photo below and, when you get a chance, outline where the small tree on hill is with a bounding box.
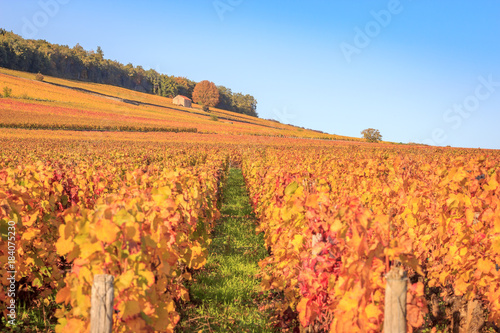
[2,86,12,98]
[361,128,382,143]
[193,80,219,112]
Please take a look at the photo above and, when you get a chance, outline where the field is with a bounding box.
[0,68,499,332]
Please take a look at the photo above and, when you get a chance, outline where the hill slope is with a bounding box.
[0,67,361,141]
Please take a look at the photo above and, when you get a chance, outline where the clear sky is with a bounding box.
[1,0,499,149]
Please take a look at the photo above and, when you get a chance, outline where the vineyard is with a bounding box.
[0,129,498,332]
[0,67,361,141]
[0,68,499,332]
[242,145,500,332]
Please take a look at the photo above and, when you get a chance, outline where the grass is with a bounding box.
[176,168,275,333]
[0,296,57,332]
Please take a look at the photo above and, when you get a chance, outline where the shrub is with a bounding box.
[203,105,210,112]
[35,72,44,81]
[3,86,12,98]
[210,114,219,121]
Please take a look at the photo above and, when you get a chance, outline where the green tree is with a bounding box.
[361,128,382,143]
[159,75,178,98]
[216,85,235,111]
[193,80,219,111]
[96,46,104,60]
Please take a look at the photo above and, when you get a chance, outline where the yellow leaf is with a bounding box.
[365,303,382,319]
[25,211,39,227]
[446,196,458,209]
[114,208,135,226]
[339,295,358,313]
[56,225,74,256]
[95,219,120,243]
[22,228,39,241]
[79,242,102,259]
[454,277,468,296]
[449,245,458,256]
[140,270,155,288]
[32,277,42,287]
[439,270,448,285]
[484,177,499,191]
[330,219,343,233]
[116,270,135,291]
[285,181,299,196]
[292,234,304,252]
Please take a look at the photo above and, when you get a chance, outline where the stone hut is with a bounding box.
[173,95,192,107]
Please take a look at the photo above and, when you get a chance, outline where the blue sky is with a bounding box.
[1,0,499,148]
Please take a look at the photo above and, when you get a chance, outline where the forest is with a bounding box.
[0,29,258,117]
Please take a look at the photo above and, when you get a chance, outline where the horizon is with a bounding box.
[1,0,499,149]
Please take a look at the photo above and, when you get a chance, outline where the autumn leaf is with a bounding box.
[55,285,71,305]
[56,225,74,256]
[119,300,141,320]
[95,219,120,243]
[296,297,311,327]
[285,181,299,196]
[292,234,303,251]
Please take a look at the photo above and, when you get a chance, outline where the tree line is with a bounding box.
[0,29,257,117]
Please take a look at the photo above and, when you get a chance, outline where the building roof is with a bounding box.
[175,95,191,101]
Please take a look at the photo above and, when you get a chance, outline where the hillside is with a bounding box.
[0,29,257,116]
[0,67,362,141]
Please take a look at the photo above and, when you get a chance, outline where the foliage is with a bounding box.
[0,129,499,332]
[242,145,500,332]
[0,139,230,332]
[210,114,219,121]
[361,128,382,143]
[193,80,220,111]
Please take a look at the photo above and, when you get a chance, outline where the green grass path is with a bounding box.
[176,168,273,332]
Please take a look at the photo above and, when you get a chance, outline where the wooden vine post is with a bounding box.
[384,266,407,333]
[90,274,115,333]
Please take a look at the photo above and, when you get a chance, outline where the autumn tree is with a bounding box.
[361,128,382,143]
[193,80,219,111]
